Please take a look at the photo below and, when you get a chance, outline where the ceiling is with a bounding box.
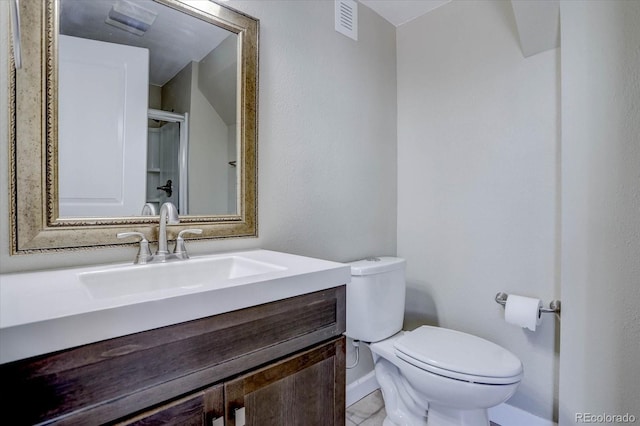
[359,0,452,27]
[59,0,232,86]
[58,0,560,85]
[358,0,560,57]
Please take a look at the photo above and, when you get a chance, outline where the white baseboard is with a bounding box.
[346,370,380,407]
[347,369,557,426]
[489,403,557,426]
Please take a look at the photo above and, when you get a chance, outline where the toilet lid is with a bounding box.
[394,326,523,383]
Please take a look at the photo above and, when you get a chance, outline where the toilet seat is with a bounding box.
[393,326,523,385]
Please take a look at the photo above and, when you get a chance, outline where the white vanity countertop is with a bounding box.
[0,249,351,364]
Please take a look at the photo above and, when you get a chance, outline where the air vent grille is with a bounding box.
[335,0,358,41]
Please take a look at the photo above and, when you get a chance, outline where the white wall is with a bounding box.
[198,34,237,126]
[228,124,238,214]
[231,0,397,262]
[559,1,640,423]
[161,61,192,115]
[397,0,559,421]
[0,2,397,278]
[189,61,230,215]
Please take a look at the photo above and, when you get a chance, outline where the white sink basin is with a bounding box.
[80,256,287,299]
[0,249,351,364]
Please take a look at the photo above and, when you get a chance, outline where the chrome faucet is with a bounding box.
[117,202,202,264]
[155,202,180,261]
[116,232,153,264]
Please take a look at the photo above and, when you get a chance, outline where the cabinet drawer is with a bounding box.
[0,286,346,425]
[116,385,223,426]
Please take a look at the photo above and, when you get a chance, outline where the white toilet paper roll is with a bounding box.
[504,295,543,331]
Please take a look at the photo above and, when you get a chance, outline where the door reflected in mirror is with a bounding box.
[58,0,239,218]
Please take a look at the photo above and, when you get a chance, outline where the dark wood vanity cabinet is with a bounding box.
[224,338,345,426]
[118,339,345,426]
[116,385,224,426]
[0,286,346,426]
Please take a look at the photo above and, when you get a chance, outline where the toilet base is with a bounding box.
[379,399,491,426]
[374,356,492,426]
[426,405,489,426]
[379,400,490,426]
[382,410,489,426]
[375,358,428,425]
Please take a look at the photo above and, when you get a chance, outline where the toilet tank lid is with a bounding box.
[349,257,405,276]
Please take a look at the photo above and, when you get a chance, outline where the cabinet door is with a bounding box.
[224,337,345,426]
[116,384,224,426]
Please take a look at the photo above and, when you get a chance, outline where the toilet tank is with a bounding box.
[345,257,406,342]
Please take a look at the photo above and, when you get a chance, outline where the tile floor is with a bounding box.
[346,390,386,426]
[345,390,500,426]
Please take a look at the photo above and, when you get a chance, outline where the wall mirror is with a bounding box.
[9,0,258,253]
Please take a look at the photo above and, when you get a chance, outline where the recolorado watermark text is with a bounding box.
[576,413,637,423]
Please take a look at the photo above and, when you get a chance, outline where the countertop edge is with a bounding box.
[0,250,351,364]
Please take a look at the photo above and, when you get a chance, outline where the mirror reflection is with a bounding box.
[57,0,239,218]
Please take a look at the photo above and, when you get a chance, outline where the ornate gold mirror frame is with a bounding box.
[9,0,258,254]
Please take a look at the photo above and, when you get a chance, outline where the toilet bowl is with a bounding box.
[370,328,522,426]
[345,257,523,426]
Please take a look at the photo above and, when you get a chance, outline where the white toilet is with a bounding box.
[346,257,523,426]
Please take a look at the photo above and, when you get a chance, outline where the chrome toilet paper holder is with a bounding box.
[495,292,561,315]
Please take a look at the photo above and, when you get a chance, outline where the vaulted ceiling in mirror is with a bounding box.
[58,0,232,85]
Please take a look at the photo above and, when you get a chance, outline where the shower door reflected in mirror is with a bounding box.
[146,110,186,215]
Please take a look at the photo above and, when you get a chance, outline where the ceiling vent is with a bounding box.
[335,0,358,41]
[106,0,157,36]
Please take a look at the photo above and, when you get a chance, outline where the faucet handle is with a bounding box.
[117,232,153,264]
[174,229,203,259]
